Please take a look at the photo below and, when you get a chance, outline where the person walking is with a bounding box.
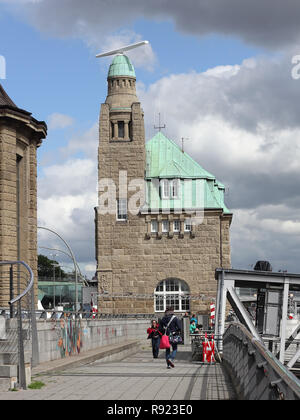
[147,320,162,358]
[159,307,181,369]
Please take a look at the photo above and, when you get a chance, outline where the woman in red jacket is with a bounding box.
[147,320,162,358]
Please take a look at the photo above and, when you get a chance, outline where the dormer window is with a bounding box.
[160,179,180,199]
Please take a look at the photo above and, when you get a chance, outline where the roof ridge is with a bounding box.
[0,84,18,108]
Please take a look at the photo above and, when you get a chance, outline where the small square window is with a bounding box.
[151,220,158,233]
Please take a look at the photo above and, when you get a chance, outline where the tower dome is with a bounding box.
[108,54,136,78]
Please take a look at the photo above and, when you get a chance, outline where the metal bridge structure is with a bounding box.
[215,267,300,399]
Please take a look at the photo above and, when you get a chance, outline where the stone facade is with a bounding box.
[95,56,232,315]
[0,85,47,307]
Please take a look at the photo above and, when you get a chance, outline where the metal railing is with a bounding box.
[222,322,300,400]
[0,261,39,389]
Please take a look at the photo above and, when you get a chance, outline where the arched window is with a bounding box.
[154,278,190,312]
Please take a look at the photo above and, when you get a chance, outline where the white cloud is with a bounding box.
[38,157,96,198]
[6,0,300,50]
[47,112,74,130]
[138,54,300,272]
[37,124,98,276]
[59,122,98,159]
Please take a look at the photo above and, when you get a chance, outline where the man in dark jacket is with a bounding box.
[159,307,181,368]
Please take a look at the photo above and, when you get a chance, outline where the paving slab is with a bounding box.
[0,343,236,400]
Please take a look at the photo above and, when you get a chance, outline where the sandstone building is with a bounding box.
[0,84,47,307]
[95,55,232,315]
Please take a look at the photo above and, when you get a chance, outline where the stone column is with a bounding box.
[114,122,118,139]
[124,121,129,141]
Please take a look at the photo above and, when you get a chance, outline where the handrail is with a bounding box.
[0,260,37,389]
[223,322,300,400]
[0,260,34,305]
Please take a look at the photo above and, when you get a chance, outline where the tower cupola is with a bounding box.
[105,54,138,111]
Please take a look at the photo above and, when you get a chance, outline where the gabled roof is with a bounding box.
[145,131,231,215]
[0,84,18,108]
[146,131,215,180]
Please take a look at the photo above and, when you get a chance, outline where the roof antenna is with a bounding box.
[95,40,149,58]
[154,112,166,132]
[181,137,189,153]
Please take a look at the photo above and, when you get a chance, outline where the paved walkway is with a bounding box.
[0,344,236,400]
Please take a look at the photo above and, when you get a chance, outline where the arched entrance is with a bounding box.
[154,278,190,313]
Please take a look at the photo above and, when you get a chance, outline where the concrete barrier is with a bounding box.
[36,317,150,364]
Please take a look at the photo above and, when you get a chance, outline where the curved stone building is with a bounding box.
[0,84,47,307]
[95,54,232,315]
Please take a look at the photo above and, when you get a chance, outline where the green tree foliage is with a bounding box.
[38,254,67,279]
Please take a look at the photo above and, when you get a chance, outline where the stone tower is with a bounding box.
[95,54,146,312]
[95,55,232,315]
[0,84,47,307]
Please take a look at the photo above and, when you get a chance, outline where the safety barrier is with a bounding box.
[222,323,300,400]
[202,333,215,363]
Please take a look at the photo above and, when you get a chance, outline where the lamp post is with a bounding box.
[38,226,79,313]
[50,253,59,309]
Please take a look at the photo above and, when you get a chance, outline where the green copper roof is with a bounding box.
[108,54,136,78]
[146,132,215,179]
[145,132,231,214]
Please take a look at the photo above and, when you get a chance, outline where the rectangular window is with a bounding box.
[161,179,170,199]
[181,297,190,311]
[151,220,158,233]
[117,198,127,220]
[171,179,179,198]
[162,220,169,233]
[118,121,124,138]
[155,296,164,311]
[184,218,192,231]
[160,179,180,199]
[173,220,180,232]
[111,122,115,138]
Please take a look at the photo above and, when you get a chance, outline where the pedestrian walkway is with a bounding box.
[0,344,236,400]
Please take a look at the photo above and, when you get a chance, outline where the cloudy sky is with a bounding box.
[1,0,300,277]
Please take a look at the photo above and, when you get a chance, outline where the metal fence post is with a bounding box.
[9,265,14,318]
[31,286,39,367]
[17,300,26,390]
